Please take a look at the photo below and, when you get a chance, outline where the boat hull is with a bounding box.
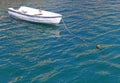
[8,9,62,25]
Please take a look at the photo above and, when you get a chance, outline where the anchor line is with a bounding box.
[61,18,88,46]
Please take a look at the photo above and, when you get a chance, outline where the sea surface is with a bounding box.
[1,0,120,83]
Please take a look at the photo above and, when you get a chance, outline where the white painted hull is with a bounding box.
[8,6,62,24]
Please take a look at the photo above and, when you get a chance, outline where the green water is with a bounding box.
[0,0,120,83]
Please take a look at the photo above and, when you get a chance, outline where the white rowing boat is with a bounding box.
[8,6,62,25]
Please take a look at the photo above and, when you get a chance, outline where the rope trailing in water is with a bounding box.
[61,18,88,46]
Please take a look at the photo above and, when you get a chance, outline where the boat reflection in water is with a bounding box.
[27,21,61,38]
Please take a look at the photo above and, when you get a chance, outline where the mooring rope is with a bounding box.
[61,18,88,46]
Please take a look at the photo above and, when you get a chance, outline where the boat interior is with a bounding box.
[18,6,43,15]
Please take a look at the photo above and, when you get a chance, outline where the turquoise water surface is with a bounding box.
[1,0,120,83]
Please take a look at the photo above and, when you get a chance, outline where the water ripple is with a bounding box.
[1,0,120,83]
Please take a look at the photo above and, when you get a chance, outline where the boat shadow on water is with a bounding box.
[10,17,61,38]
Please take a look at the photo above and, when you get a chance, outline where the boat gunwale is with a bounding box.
[8,8,62,18]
